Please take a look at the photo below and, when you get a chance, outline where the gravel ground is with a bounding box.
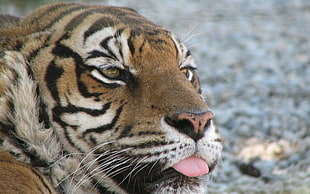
[1,0,310,193]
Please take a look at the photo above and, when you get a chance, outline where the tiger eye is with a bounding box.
[181,68,189,77]
[101,68,120,79]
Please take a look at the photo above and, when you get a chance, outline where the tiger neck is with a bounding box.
[0,50,57,167]
[0,51,96,192]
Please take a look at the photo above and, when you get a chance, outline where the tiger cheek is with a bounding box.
[192,76,202,94]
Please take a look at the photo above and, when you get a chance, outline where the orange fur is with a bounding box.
[0,150,55,194]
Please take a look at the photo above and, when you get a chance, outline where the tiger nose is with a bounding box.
[165,111,214,142]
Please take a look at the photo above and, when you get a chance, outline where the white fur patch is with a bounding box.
[60,107,115,133]
[0,51,61,165]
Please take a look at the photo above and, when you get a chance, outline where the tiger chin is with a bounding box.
[0,2,222,194]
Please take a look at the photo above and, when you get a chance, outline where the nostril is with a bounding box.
[165,117,195,137]
[165,111,213,141]
[205,119,211,129]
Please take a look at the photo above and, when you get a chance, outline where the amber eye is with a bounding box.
[180,68,193,81]
[101,67,121,79]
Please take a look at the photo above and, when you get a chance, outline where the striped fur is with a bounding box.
[0,149,56,193]
[0,3,222,193]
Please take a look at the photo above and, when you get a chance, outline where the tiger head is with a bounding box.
[0,3,222,193]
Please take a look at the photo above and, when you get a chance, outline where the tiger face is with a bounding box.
[0,3,222,193]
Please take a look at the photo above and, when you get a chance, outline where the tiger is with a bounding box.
[0,2,222,194]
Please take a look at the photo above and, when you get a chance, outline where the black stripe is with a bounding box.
[9,136,49,167]
[53,102,111,117]
[138,40,146,53]
[64,8,105,32]
[114,28,125,60]
[185,50,191,58]
[87,50,116,60]
[146,29,161,36]
[52,106,79,150]
[127,38,135,55]
[0,121,15,135]
[0,98,16,134]
[77,79,103,98]
[53,40,121,94]
[37,94,51,129]
[52,102,112,151]
[82,5,147,41]
[121,15,148,26]
[101,6,140,18]
[118,41,124,60]
[52,42,99,98]
[100,36,118,60]
[123,140,171,149]
[45,61,64,102]
[12,39,23,51]
[81,8,141,41]
[91,179,112,194]
[0,160,52,193]
[119,125,133,138]
[28,3,70,24]
[137,131,163,136]
[127,28,146,54]
[52,39,80,59]
[84,16,119,41]
[29,168,54,194]
[149,38,168,45]
[90,75,120,90]
[24,59,51,129]
[43,5,88,31]
[83,105,123,135]
[86,29,125,60]
[26,34,51,62]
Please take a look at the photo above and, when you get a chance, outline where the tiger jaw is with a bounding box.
[64,112,222,193]
[96,117,221,193]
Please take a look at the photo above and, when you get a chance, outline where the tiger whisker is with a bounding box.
[124,158,149,191]
[90,158,133,191]
[118,156,148,187]
[52,141,114,169]
[71,156,123,192]
[73,156,132,192]
[147,159,160,176]
[67,152,108,190]
[180,24,198,43]
[56,141,115,188]
[70,146,133,192]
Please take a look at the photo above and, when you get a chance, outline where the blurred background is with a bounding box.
[1,0,309,193]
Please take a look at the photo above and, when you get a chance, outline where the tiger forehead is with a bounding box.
[21,3,184,73]
[77,7,180,56]
[35,3,183,69]
[83,26,181,72]
[79,14,181,70]
[129,31,180,69]
[24,3,160,36]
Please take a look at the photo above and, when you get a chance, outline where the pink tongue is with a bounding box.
[172,156,209,177]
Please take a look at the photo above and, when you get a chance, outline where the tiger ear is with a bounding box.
[24,31,53,48]
[0,14,21,27]
[27,31,53,39]
[1,30,52,52]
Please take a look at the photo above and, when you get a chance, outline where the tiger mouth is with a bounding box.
[146,167,181,184]
[143,164,217,193]
[145,161,217,185]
